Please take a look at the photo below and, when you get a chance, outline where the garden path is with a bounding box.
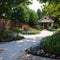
[0,30,57,60]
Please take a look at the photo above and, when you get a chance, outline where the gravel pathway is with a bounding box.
[0,30,57,60]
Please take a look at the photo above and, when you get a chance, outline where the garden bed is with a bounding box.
[0,30,24,42]
[25,30,60,59]
[21,30,40,34]
[12,27,41,35]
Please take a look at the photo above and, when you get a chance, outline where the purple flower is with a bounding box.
[40,49,45,53]
[37,50,41,55]
[45,53,50,57]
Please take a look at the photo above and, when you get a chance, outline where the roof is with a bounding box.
[38,16,54,23]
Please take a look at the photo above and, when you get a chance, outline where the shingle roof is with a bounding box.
[38,16,54,23]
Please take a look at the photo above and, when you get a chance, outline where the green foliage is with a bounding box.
[0,0,32,18]
[9,4,29,23]
[53,23,59,29]
[22,30,39,34]
[12,27,23,32]
[0,0,38,26]
[39,0,60,3]
[0,30,24,42]
[37,9,42,19]
[32,25,42,30]
[57,28,60,31]
[28,9,39,26]
[38,0,60,27]
[48,26,55,31]
[40,31,60,55]
[21,27,40,34]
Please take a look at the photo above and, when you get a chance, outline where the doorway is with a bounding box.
[44,23,48,29]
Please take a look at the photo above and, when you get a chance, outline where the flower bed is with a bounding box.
[25,46,60,59]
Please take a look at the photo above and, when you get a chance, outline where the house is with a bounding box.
[38,16,54,29]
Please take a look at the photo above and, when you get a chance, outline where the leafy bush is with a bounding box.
[32,25,42,30]
[57,28,60,31]
[21,27,40,34]
[40,30,60,55]
[48,26,55,31]
[11,35,24,40]
[13,27,23,32]
[53,23,59,29]
[0,30,24,42]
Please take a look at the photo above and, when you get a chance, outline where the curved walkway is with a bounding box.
[0,30,57,60]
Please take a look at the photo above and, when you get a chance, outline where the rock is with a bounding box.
[0,48,5,52]
[45,53,50,57]
[37,50,41,55]
[56,56,60,59]
[32,49,37,55]
[25,48,31,54]
[40,49,45,54]
[51,54,56,58]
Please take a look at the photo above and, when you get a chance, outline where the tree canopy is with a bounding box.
[38,0,60,3]
[28,9,39,26]
[0,0,32,18]
[37,9,42,19]
[8,4,29,23]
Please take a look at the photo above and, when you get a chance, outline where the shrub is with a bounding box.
[48,26,55,31]
[13,27,23,32]
[40,30,60,55]
[57,28,60,31]
[32,25,42,30]
[0,30,24,42]
[53,23,59,29]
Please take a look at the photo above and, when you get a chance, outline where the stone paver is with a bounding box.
[18,54,59,60]
[0,30,56,60]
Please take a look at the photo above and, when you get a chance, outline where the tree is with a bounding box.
[28,9,39,26]
[38,0,60,27]
[38,0,60,3]
[37,9,42,19]
[0,0,32,18]
[9,4,29,23]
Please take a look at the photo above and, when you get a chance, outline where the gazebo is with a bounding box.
[38,16,54,29]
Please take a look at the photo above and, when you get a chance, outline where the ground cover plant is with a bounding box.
[21,27,40,34]
[12,27,41,34]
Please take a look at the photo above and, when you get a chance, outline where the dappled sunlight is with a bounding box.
[0,30,55,60]
[16,40,24,43]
